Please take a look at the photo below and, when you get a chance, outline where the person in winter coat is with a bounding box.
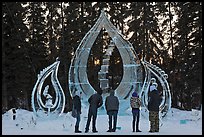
[130,91,142,132]
[148,82,160,132]
[85,91,103,133]
[105,90,119,132]
[72,90,82,133]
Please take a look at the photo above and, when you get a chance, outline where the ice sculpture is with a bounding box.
[31,58,66,118]
[139,60,171,118]
[31,10,171,119]
[68,10,171,117]
[68,10,140,101]
[98,40,115,93]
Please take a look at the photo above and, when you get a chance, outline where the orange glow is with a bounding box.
[94,59,100,65]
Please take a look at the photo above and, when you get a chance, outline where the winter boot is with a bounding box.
[136,129,142,132]
[75,126,82,133]
[136,126,141,132]
[111,128,116,132]
[92,130,98,133]
[85,128,89,133]
[92,127,98,133]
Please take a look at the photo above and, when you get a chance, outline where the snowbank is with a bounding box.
[2,107,202,135]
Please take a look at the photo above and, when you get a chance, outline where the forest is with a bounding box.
[2,2,202,112]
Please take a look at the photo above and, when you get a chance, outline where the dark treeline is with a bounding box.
[2,2,202,112]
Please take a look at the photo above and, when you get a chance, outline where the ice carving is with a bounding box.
[31,58,66,118]
[68,10,171,117]
[68,10,140,101]
[98,40,115,93]
[139,60,171,118]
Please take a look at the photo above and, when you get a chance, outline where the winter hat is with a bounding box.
[152,82,158,88]
[132,92,138,97]
[150,83,157,92]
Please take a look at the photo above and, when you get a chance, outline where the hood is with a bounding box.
[150,85,157,92]
[132,92,138,97]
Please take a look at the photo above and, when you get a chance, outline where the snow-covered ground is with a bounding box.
[2,107,202,135]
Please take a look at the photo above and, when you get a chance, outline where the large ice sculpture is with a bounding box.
[68,10,171,117]
[68,10,140,101]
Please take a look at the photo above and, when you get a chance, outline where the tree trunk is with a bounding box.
[2,31,8,110]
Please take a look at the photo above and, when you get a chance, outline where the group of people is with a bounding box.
[71,77,160,133]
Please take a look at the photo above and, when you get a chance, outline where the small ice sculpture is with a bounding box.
[31,58,66,118]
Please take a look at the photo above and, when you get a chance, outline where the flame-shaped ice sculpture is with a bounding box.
[31,58,65,118]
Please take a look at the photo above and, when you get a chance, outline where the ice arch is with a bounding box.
[68,10,171,117]
[68,10,141,100]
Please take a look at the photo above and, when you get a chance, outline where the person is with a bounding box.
[148,82,160,132]
[105,90,119,132]
[72,90,82,133]
[85,90,103,133]
[148,78,156,105]
[130,91,142,132]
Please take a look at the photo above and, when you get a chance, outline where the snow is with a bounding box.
[2,107,202,135]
